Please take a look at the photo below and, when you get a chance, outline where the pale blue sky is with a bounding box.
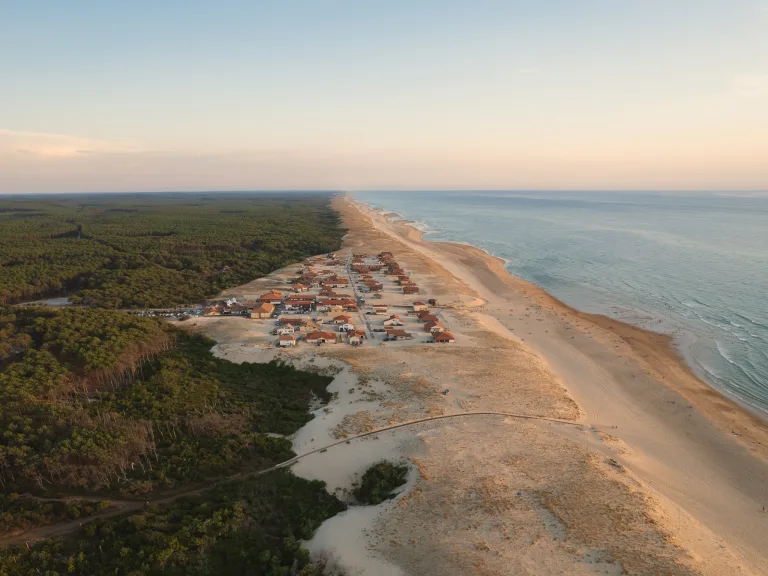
[1,0,767,192]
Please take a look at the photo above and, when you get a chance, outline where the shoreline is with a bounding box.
[198,195,768,575]
[365,202,768,422]
[340,193,768,575]
[354,197,768,458]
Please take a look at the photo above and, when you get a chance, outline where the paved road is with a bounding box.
[345,254,374,340]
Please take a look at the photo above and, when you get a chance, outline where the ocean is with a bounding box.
[353,191,768,418]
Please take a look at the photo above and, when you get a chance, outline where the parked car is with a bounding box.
[373,328,385,332]
[366,311,377,315]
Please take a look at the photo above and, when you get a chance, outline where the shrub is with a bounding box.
[355,461,409,505]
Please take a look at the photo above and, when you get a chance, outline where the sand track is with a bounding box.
[2,411,586,547]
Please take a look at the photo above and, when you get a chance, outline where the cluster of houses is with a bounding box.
[388,302,455,343]
[350,256,384,293]
[351,251,419,295]
[366,300,455,344]
[274,312,367,348]
[202,250,454,348]
[378,252,420,295]
[410,306,455,343]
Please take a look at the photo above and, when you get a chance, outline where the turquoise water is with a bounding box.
[353,191,768,417]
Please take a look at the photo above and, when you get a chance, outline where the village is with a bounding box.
[200,251,457,349]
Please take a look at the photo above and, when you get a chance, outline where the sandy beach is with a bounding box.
[194,194,768,575]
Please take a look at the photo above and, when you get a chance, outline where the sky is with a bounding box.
[1,0,767,193]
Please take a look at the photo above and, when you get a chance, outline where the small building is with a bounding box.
[258,291,283,303]
[204,306,222,316]
[372,304,388,314]
[277,325,295,335]
[333,314,352,325]
[283,300,313,312]
[320,299,358,311]
[403,285,420,294]
[425,321,446,334]
[296,321,320,333]
[292,283,308,293]
[383,315,404,327]
[279,317,305,326]
[386,329,412,341]
[418,313,439,324]
[348,334,363,346]
[434,332,455,343]
[225,304,249,315]
[412,301,428,312]
[285,293,316,303]
[278,334,297,347]
[324,276,349,288]
[305,331,338,345]
[249,303,274,319]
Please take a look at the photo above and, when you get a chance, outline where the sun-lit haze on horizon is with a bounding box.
[1,0,767,193]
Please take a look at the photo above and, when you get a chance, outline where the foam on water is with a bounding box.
[355,190,768,418]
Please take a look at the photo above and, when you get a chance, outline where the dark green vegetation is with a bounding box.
[0,306,345,573]
[0,471,345,575]
[0,192,344,307]
[0,307,332,495]
[0,494,112,536]
[355,461,409,505]
[0,194,350,572]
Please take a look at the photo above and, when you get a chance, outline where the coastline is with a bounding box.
[339,194,768,575]
[357,198,768,459]
[195,194,768,575]
[366,201,768,422]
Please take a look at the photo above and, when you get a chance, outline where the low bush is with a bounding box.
[355,461,409,505]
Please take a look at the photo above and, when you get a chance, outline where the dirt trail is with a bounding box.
[1,411,584,547]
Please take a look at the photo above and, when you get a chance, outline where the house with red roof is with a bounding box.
[383,315,404,327]
[305,331,339,345]
[249,302,274,319]
[258,290,283,303]
[278,334,297,347]
[385,329,412,340]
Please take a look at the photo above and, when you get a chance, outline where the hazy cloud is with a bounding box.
[0,128,143,159]
[732,74,768,96]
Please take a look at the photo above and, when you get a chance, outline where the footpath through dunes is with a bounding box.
[339,195,768,575]
[0,411,585,548]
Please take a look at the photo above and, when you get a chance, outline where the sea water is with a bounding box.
[353,191,768,417]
